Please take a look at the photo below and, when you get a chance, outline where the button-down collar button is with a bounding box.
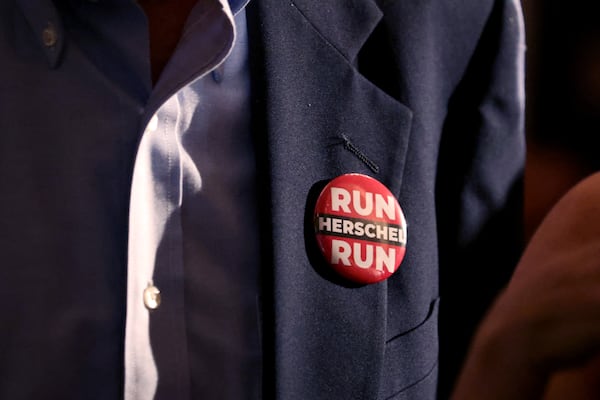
[143,283,161,310]
[42,23,58,48]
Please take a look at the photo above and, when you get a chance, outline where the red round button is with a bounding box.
[314,174,407,284]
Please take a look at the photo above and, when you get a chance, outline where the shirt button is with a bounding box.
[146,115,159,132]
[143,283,161,310]
[42,23,58,47]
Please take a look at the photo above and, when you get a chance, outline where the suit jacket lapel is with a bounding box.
[286,0,383,63]
[247,1,414,398]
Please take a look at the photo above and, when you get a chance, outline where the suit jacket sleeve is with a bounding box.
[434,0,526,397]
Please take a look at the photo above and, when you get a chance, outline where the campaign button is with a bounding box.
[314,174,407,284]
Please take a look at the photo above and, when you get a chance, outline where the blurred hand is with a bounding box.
[452,172,600,400]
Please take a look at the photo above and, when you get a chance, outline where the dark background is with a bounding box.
[523,0,600,239]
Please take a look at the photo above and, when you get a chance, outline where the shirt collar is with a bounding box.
[229,0,250,15]
[16,0,65,68]
[73,0,250,13]
[16,0,251,69]
[51,0,250,12]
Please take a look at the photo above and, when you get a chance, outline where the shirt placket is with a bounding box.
[124,1,237,399]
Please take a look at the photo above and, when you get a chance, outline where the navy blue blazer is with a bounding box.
[0,0,524,399]
[246,0,524,399]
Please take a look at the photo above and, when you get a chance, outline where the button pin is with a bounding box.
[314,173,407,284]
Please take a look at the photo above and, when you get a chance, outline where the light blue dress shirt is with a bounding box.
[126,1,261,399]
[0,0,260,399]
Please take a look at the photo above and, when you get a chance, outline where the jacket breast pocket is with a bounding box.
[379,298,440,400]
